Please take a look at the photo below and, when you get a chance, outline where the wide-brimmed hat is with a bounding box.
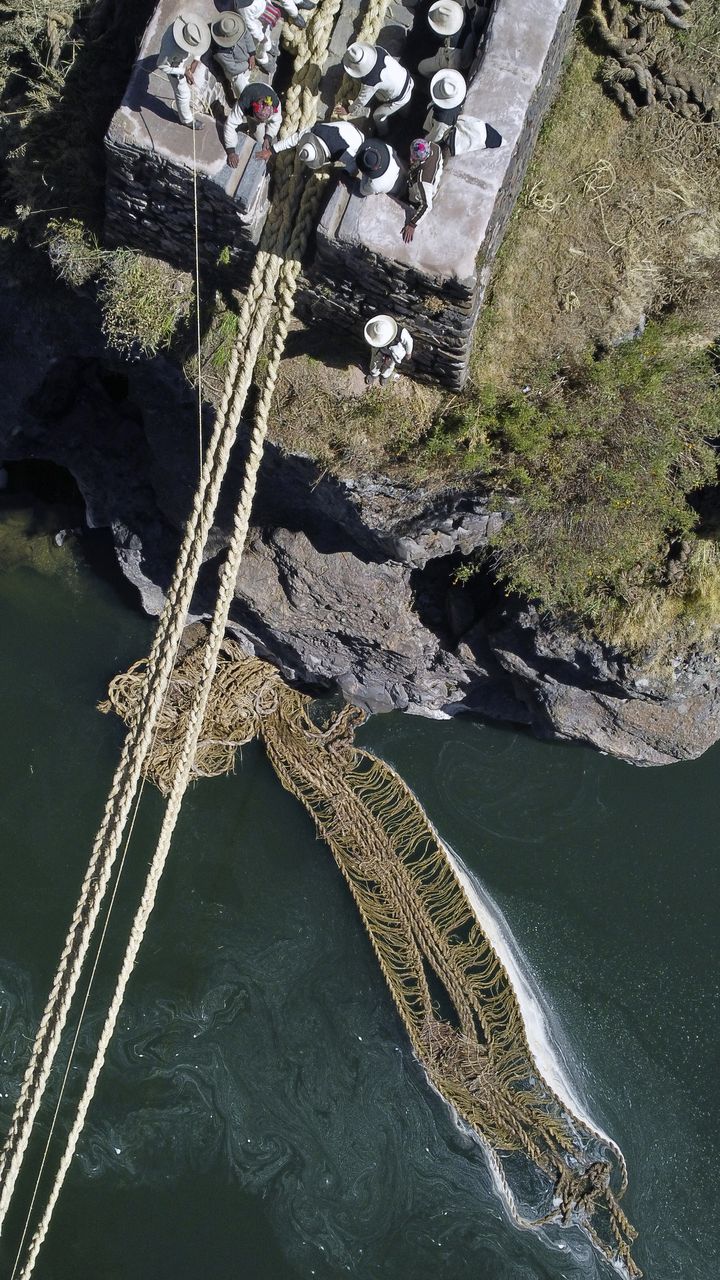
[343,42,378,78]
[428,1,464,37]
[357,139,392,177]
[172,13,211,56]
[364,315,398,347]
[430,68,466,108]
[211,12,246,46]
[298,132,327,168]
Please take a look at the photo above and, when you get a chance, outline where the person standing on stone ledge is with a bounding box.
[334,43,414,135]
[233,0,316,65]
[158,13,226,131]
[417,2,472,82]
[257,120,365,172]
[402,138,443,242]
[356,139,404,197]
[225,81,282,166]
[211,12,260,99]
[425,70,504,156]
[364,316,414,387]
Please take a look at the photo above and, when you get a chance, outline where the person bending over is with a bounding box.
[402,138,443,243]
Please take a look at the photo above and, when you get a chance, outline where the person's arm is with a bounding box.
[224,103,245,164]
[341,82,374,117]
[426,118,449,143]
[268,129,302,155]
[403,180,431,238]
[399,329,413,360]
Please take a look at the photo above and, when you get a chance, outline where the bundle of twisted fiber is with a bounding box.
[589,0,718,121]
[101,637,641,1276]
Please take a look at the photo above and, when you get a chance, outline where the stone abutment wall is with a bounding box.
[104,0,581,386]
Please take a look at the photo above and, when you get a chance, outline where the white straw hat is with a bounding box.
[173,13,211,56]
[297,133,327,169]
[364,315,398,347]
[427,1,464,37]
[343,42,378,78]
[211,12,247,47]
[430,68,467,108]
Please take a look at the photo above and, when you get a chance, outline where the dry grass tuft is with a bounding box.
[471,5,720,390]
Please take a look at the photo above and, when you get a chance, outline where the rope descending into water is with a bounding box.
[0,0,394,1263]
[100,636,642,1278]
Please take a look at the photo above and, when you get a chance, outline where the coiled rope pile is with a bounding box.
[0,0,391,1272]
[590,0,719,120]
[100,634,642,1277]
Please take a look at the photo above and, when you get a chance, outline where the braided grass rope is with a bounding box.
[1,0,394,1257]
[102,638,642,1278]
[589,0,719,121]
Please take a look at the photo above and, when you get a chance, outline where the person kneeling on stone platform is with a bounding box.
[212,12,261,99]
[364,315,413,386]
[334,43,414,135]
[159,13,226,131]
[257,120,365,172]
[402,138,443,242]
[356,139,404,197]
[225,81,282,166]
[425,70,504,156]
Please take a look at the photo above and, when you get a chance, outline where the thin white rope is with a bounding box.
[190,92,204,469]
[8,769,151,1280]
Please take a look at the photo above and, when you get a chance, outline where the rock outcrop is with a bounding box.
[2,275,719,766]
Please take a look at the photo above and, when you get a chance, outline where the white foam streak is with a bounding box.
[445,844,612,1146]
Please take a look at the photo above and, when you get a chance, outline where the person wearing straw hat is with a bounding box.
[335,43,414,135]
[258,119,365,171]
[425,69,504,156]
[402,138,443,243]
[417,1,472,82]
[158,13,225,130]
[356,139,404,197]
[224,80,282,165]
[363,315,414,387]
[424,68,466,143]
[211,11,260,99]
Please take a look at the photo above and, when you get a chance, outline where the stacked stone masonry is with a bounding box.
[105,0,581,386]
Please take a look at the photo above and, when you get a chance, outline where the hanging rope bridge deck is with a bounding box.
[98,635,642,1277]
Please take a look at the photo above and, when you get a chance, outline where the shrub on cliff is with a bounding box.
[46,218,191,356]
[487,324,719,640]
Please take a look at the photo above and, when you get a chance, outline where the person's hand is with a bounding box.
[333,103,348,118]
[256,144,272,161]
[185,59,199,85]
[402,223,416,243]
[186,118,205,131]
[227,149,240,168]
[249,54,256,70]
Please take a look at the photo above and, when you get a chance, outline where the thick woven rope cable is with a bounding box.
[6,0,392,1269]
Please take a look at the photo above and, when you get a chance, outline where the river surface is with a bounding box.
[0,503,718,1280]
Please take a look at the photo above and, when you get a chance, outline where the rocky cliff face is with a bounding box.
[3,275,720,766]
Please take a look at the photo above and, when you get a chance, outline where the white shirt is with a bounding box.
[158,39,214,126]
[349,49,411,114]
[369,328,413,375]
[359,153,402,196]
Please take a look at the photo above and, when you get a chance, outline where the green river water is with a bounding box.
[0,503,718,1280]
